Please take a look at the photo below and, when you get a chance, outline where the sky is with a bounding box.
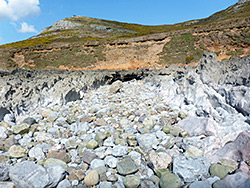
[0,0,238,45]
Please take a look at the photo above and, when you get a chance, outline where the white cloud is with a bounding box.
[0,0,40,21]
[18,22,37,33]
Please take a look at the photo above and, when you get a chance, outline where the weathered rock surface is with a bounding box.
[0,53,249,188]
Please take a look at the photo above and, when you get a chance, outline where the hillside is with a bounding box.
[0,0,250,70]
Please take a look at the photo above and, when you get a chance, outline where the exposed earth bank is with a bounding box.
[0,52,249,188]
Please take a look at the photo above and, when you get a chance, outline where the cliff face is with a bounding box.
[0,1,250,70]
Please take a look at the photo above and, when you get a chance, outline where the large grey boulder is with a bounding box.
[173,156,210,182]
[9,161,50,188]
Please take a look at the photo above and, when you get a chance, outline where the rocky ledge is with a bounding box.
[0,52,250,188]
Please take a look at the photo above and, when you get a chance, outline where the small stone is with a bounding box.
[143,117,154,130]
[95,132,107,142]
[46,150,71,163]
[162,126,170,134]
[13,123,30,134]
[28,146,45,161]
[109,80,123,94]
[65,138,78,150]
[44,158,67,169]
[72,179,79,186]
[3,137,17,151]
[90,159,105,169]
[104,156,118,168]
[99,181,112,188]
[82,151,98,164]
[111,145,128,157]
[23,117,37,125]
[57,179,71,188]
[123,175,141,188]
[94,119,107,126]
[156,169,170,178]
[117,157,138,175]
[69,170,85,182]
[185,145,204,157]
[209,163,230,179]
[8,145,27,158]
[159,173,181,188]
[178,111,187,119]
[128,139,137,147]
[149,151,172,170]
[169,126,182,137]
[136,133,159,151]
[218,158,238,173]
[86,140,98,149]
[107,174,118,182]
[84,170,99,187]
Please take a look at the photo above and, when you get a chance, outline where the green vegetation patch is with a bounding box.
[159,33,204,65]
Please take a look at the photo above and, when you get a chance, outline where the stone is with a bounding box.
[117,157,138,175]
[69,169,85,182]
[0,182,16,188]
[65,138,77,150]
[178,111,187,119]
[44,158,67,169]
[82,151,98,164]
[94,119,107,126]
[162,126,170,134]
[159,173,181,188]
[111,145,128,157]
[185,145,204,157]
[46,150,71,163]
[46,164,65,187]
[109,80,123,94]
[156,169,170,178]
[84,170,99,187]
[22,117,37,125]
[140,179,158,188]
[104,156,118,168]
[99,181,112,188]
[9,161,50,188]
[213,172,250,188]
[178,116,218,137]
[123,175,141,188]
[173,156,210,182]
[3,137,17,151]
[149,151,172,170]
[107,174,118,182]
[86,140,98,149]
[0,127,7,139]
[28,146,45,161]
[0,163,10,181]
[136,133,159,151]
[95,132,107,142]
[8,145,27,158]
[218,158,238,173]
[212,131,250,163]
[57,179,71,188]
[189,180,211,188]
[143,117,154,130]
[13,123,30,134]
[209,164,230,179]
[90,159,105,169]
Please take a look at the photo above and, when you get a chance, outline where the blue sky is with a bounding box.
[0,0,238,45]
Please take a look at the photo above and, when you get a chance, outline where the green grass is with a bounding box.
[159,33,204,64]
